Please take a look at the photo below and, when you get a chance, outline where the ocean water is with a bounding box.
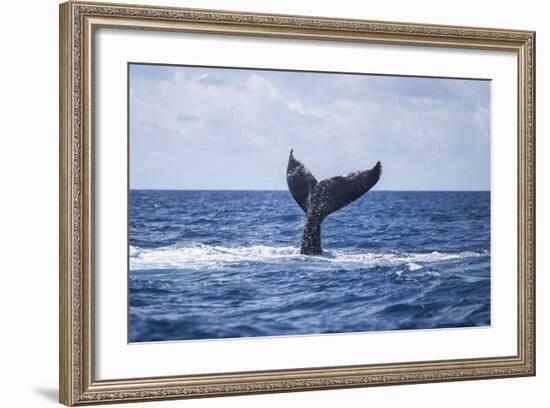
[129,190,490,342]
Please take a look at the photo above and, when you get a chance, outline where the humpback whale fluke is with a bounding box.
[286,149,382,255]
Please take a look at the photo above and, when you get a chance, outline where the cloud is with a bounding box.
[129,64,490,190]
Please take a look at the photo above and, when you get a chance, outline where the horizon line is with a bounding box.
[129,188,490,192]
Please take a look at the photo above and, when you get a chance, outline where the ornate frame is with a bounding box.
[59,1,536,405]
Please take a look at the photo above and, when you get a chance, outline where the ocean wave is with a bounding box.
[391,269,441,282]
[129,244,487,271]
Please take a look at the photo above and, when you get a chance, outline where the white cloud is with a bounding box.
[129,65,490,190]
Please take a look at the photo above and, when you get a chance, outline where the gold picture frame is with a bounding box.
[59,1,536,405]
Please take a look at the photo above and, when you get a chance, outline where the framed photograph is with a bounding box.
[59,1,536,405]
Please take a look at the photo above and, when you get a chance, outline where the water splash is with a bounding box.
[130,244,486,271]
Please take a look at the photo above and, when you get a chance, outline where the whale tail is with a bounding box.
[286,149,382,255]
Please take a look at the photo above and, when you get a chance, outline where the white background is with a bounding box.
[0,0,546,407]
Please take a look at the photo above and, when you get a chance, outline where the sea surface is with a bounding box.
[129,190,490,342]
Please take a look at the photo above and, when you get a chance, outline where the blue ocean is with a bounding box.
[129,190,490,342]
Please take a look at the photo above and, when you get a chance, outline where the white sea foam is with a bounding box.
[129,244,486,271]
[391,269,442,281]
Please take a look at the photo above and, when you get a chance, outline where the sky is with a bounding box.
[129,63,491,190]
